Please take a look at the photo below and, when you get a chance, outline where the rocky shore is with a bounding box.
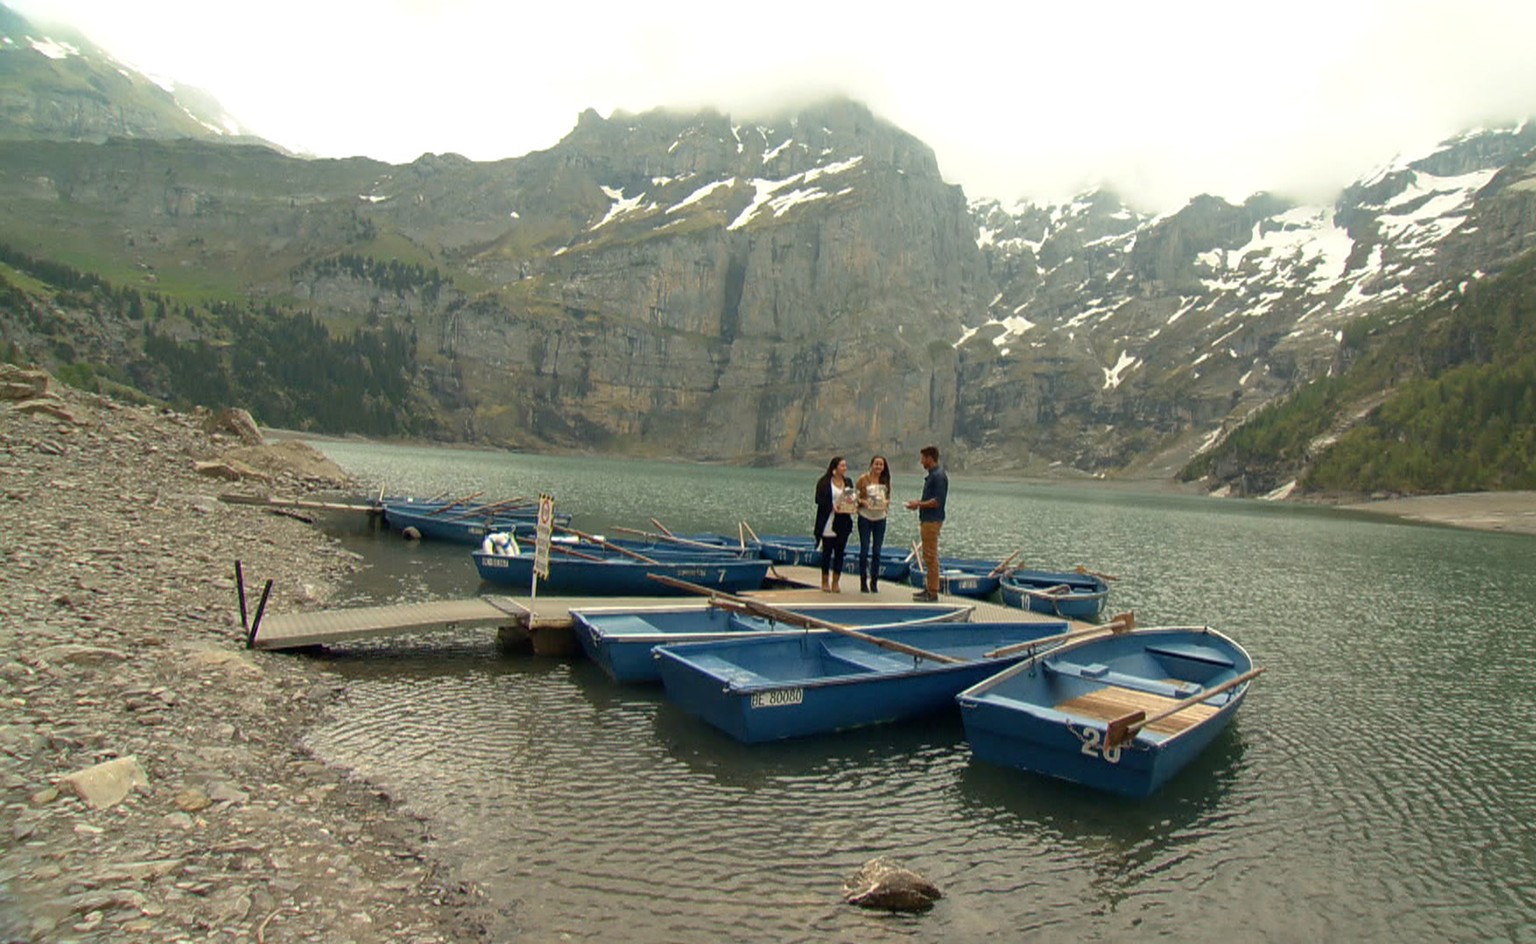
[0,370,495,943]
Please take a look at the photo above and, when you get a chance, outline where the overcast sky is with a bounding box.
[13,0,1536,212]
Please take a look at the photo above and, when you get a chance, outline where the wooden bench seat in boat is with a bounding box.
[1056,686,1220,736]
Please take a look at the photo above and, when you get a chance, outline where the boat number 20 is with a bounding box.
[1073,726,1122,764]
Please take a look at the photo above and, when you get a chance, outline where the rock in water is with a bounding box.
[842,857,943,912]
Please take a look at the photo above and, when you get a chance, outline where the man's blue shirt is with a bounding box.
[919,465,948,523]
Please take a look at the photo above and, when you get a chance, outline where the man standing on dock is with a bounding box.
[906,446,948,601]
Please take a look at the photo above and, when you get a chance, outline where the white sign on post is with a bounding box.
[534,494,554,581]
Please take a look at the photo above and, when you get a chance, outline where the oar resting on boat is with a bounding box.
[983,611,1136,659]
[649,574,964,664]
[554,525,660,564]
[612,526,738,553]
[1103,667,1265,750]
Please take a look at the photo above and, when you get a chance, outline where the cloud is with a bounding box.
[11,0,1536,213]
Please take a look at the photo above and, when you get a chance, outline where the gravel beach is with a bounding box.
[0,370,495,943]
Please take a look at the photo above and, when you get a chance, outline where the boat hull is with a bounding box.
[753,536,912,581]
[472,551,770,596]
[906,560,1002,598]
[956,627,1254,797]
[655,620,1069,743]
[571,602,975,683]
[998,570,1109,619]
[382,499,569,545]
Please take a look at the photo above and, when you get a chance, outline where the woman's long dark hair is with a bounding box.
[816,455,847,490]
[867,455,891,489]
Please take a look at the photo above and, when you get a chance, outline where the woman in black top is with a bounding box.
[813,455,855,592]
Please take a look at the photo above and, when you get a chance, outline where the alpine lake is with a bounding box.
[295,441,1536,943]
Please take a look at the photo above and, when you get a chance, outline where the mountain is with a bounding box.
[0,5,263,146]
[1,2,1533,492]
[963,124,1536,483]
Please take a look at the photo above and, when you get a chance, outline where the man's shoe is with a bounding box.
[912,591,938,601]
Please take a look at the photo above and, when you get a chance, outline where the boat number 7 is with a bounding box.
[1073,725,1122,764]
[718,569,726,584]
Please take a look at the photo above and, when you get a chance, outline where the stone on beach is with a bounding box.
[59,756,149,809]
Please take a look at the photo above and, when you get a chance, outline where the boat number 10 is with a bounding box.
[1073,726,1123,764]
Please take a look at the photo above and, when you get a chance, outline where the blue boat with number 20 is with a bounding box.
[956,625,1262,797]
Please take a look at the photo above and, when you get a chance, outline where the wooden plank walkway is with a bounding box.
[252,596,523,649]
[249,563,1087,652]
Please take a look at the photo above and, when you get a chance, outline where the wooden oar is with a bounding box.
[984,611,1136,659]
[1028,583,1075,597]
[426,491,484,516]
[553,525,659,564]
[1075,564,1120,582]
[446,497,531,520]
[613,526,739,554]
[988,550,1023,577]
[546,543,606,562]
[648,575,965,664]
[649,518,676,537]
[1103,667,1265,749]
[739,520,762,545]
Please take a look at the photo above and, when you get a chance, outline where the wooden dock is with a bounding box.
[248,564,1085,653]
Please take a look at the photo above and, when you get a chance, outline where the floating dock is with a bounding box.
[246,565,1085,654]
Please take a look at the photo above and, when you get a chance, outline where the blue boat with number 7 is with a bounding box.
[956,625,1262,797]
[654,618,1081,743]
[571,600,976,683]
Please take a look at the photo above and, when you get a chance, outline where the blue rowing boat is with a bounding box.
[956,625,1261,797]
[752,535,913,581]
[381,498,569,545]
[571,601,976,683]
[999,568,1110,619]
[906,556,1004,598]
[654,619,1072,743]
[472,546,770,595]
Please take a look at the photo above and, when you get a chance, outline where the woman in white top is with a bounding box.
[854,455,891,593]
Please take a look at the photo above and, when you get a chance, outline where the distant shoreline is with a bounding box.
[1335,491,1536,536]
[268,429,1536,537]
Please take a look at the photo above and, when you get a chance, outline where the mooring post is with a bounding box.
[247,579,274,649]
[235,560,249,636]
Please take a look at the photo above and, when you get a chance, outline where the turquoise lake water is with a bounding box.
[298,441,1536,943]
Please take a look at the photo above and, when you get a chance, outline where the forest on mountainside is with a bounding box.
[0,244,425,436]
[1182,251,1536,495]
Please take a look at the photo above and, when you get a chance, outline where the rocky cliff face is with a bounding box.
[346,100,990,462]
